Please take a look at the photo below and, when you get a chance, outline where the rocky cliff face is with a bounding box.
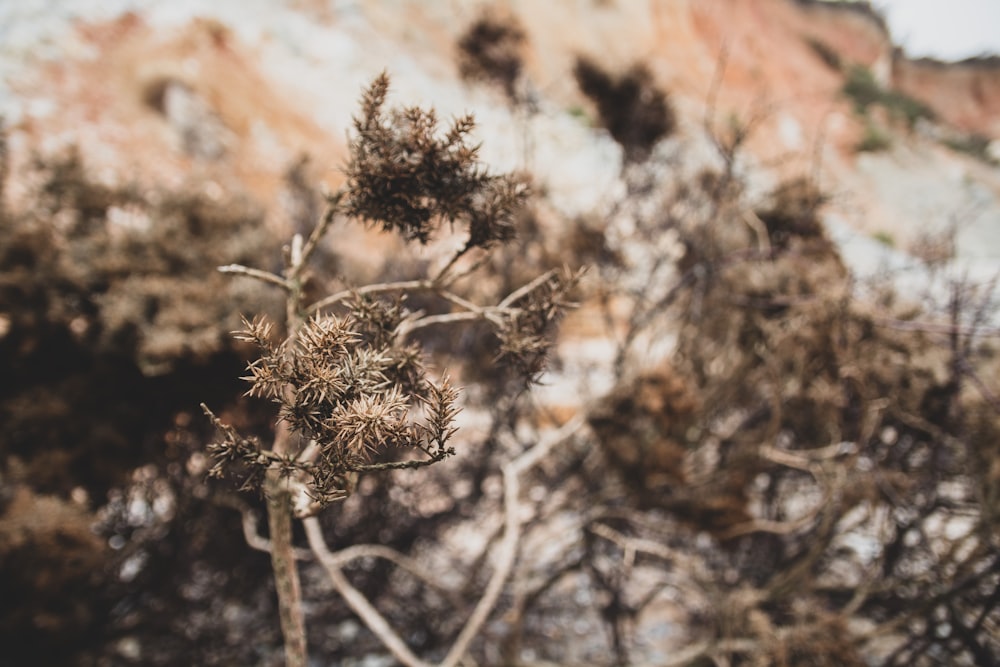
[894,55,1000,137]
[2,0,997,254]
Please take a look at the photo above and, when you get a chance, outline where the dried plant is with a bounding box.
[201,73,579,667]
[573,56,677,162]
[456,12,527,102]
[344,72,527,250]
[567,99,1000,664]
[205,312,458,509]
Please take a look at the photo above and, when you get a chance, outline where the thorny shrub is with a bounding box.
[573,56,677,162]
[2,50,997,667]
[456,11,527,103]
[205,72,573,509]
[571,138,1000,665]
[0,131,283,663]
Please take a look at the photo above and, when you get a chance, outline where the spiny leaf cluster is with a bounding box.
[497,268,583,383]
[247,311,452,451]
[344,72,528,248]
[208,306,459,506]
[202,404,274,493]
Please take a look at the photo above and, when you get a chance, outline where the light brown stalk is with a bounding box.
[266,464,308,667]
[266,233,311,667]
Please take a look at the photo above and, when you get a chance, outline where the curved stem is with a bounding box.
[307,280,430,315]
[440,462,522,667]
[304,517,432,667]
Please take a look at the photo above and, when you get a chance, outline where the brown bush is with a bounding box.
[457,12,527,102]
[0,485,109,664]
[589,366,699,505]
[573,57,677,163]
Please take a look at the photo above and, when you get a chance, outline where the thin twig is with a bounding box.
[588,522,678,563]
[303,415,585,667]
[437,418,587,666]
[292,190,345,280]
[437,288,487,314]
[439,252,489,286]
[396,309,507,339]
[742,209,772,255]
[288,234,304,274]
[432,246,471,285]
[307,280,430,315]
[304,517,432,667]
[218,264,291,290]
[226,500,313,560]
[325,544,463,607]
[499,268,558,309]
[440,462,521,667]
[510,413,586,474]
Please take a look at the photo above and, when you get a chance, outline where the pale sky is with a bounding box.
[872,0,1000,60]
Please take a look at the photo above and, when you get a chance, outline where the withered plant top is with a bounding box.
[206,312,458,506]
[573,57,676,163]
[344,72,527,250]
[456,12,527,102]
[204,73,578,513]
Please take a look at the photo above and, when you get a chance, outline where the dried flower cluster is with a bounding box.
[496,269,581,382]
[344,72,528,249]
[205,310,458,507]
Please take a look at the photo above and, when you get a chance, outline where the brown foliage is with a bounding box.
[0,149,281,374]
[754,176,829,251]
[575,152,1000,663]
[457,12,527,102]
[573,57,677,162]
[344,73,528,248]
[0,485,109,663]
[589,367,699,504]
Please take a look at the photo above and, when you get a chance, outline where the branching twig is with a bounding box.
[439,461,522,667]
[499,268,559,309]
[291,189,345,280]
[396,309,507,339]
[302,415,586,667]
[326,544,463,606]
[441,416,584,666]
[218,264,291,290]
[217,497,314,561]
[306,279,429,315]
[304,517,433,667]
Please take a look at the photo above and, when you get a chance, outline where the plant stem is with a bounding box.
[268,244,310,666]
[266,466,308,667]
[304,517,432,667]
